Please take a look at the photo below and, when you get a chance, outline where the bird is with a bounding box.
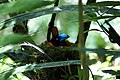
[48,27,71,47]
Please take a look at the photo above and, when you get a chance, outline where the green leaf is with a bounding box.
[77,66,83,80]
[0,5,78,30]
[93,6,120,16]
[0,69,13,80]
[102,70,116,74]
[0,34,31,47]
[1,4,120,30]
[91,1,120,6]
[0,53,6,59]
[0,60,81,80]
[0,0,54,14]
[102,70,120,76]
[84,12,97,22]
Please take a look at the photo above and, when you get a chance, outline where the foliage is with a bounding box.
[0,0,54,14]
[0,0,120,80]
[0,34,31,47]
[0,60,81,80]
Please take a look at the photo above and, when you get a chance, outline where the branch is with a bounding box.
[47,0,59,42]
[105,20,120,46]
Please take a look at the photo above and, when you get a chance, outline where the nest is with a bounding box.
[24,43,80,80]
[4,42,80,80]
[37,43,79,62]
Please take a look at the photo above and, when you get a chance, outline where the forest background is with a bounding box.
[0,0,120,80]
